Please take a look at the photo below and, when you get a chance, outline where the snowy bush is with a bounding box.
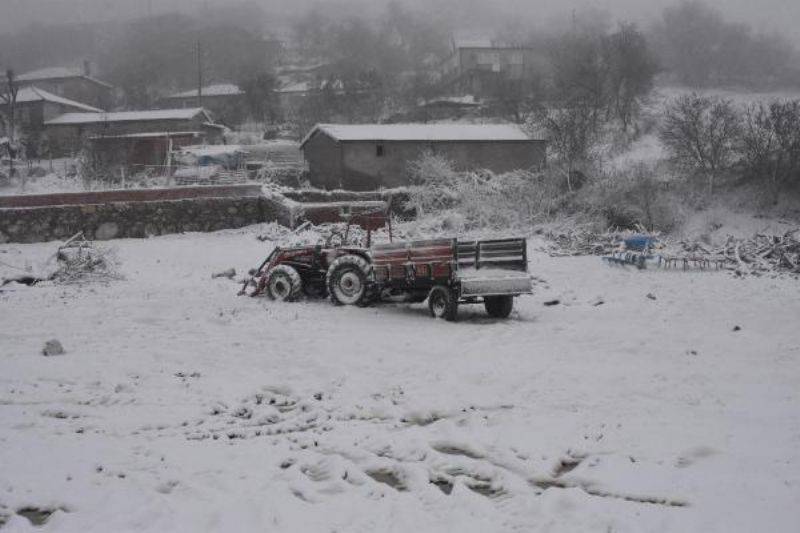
[256,163,309,188]
[405,152,566,231]
[580,161,687,232]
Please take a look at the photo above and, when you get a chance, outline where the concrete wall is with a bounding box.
[341,140,546,189]
[304,134,545,191]
[304,132,344,189]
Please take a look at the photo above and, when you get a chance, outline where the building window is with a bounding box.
[376,144,385,157]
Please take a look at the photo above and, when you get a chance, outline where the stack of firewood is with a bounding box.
[544,229,621,256]
[545,227,800,275]
[707,231,800,275]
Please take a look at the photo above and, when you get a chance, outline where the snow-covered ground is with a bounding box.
[1,225,799,532]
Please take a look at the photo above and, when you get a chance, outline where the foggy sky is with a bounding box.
[3,0,800,44]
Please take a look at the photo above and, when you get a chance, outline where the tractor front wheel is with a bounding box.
[484,295,513,318]
[327,255,370,306]
[266,265,302,301]
[428,285,458,321]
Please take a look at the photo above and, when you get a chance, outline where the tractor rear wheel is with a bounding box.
[265,265,302,301]
[428,285,458,321]
[327,255,370,306]
[484,295,513,318]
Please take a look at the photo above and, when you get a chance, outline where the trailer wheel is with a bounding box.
[484,295,513,318]
[428,285,458,321]
[266,265,302,302]
[327,255,370,306]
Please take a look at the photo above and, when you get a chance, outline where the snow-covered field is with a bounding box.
[1,225,799,532]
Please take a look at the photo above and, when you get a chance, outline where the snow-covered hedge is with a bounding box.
[405,152,564,231]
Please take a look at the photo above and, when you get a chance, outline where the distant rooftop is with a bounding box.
[16,66,114,88]
[451,37,529,50]
[167,83,244,99]
[277,81,314,93]
[418,95,481,107]
[278,79,345,94]
[13,86,103,113]
[45,108,212,126]
[301,123,538,147]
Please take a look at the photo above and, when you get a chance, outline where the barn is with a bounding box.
[299,123,546,190]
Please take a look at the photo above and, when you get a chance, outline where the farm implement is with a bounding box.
[602,235,725,271]
[241,211,532,320]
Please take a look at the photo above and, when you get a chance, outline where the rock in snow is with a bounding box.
[212,268,237,280]
[41,339,65,356]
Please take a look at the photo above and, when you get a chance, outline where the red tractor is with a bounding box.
[242,211,532,320]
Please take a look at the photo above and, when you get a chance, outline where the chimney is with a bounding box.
[83,60,91,77]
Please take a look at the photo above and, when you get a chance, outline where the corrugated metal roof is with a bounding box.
[301,123,537,147]
[45,108,211,126]
[14,86,103,113]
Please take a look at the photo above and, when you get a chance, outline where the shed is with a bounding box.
[299,123,546,190]
[44,108,225,156]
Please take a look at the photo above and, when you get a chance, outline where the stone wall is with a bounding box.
[0,185,412,244]
[0,184,264,209]
[0,195,292,244]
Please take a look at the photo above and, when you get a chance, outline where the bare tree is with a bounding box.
[238,72,279,124]
[0,69,19,182]
[660,94,741,194]
[652,1,799,89]
[532,102,600,192]
[603,23,659,131]
[741,100,800,201]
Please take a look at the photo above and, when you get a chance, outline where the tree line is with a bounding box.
[0,1,799,127]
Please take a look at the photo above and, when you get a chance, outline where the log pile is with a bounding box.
[544,229,621,256]
[707,231,800,275]
[545,228,800,276]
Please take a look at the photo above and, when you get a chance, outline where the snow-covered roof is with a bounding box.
[451,37,528,50]
[14,86,103,113]
[167,84,244,99]
[45,108,212,126]
[278,79,345,94]
[301,123,537,147]
[453,38,495,49]
[16,66,114,88]
[177,144,248,156]
[88,131,204,140]
[17,66,83,80]
[276,61,330,74]
[418,95,481,107]
[277,81,314,93]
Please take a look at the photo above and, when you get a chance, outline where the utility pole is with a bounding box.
[196,40,203,108]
